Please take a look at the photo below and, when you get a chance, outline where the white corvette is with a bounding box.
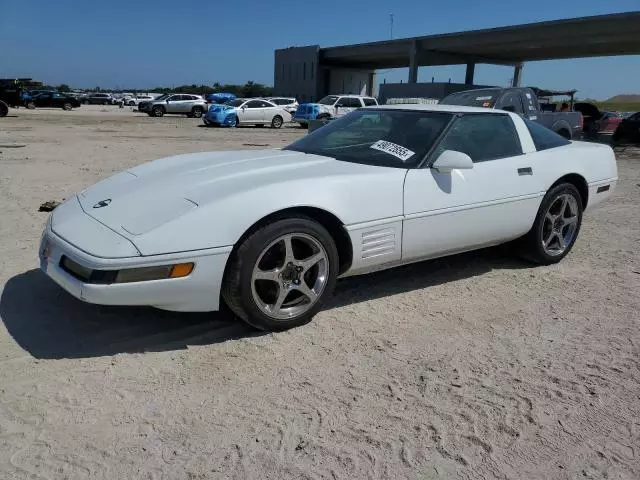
[39,105,617,331]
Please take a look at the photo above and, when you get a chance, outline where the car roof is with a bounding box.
[367,104,512,114]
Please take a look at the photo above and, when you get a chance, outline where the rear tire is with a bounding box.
[271,115,283,129]
[222,217,339,331]
[0,101,8,117]
[62,102,73,111]
[519,183,583,265]
[191,106,204,118]
[26,101,36,110]
[128,100,135,106]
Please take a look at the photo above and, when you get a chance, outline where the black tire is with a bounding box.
[62,102,73,111]
[0,101,8,117]
[519,183,583,265]
[222,216,339,331]
[191,106,204,118]
[103,101,108,106]
[271,115,283,129]
[152,106,164,117]
[26,101,36,110]
[317,114,330,121]
[128,101,135,106]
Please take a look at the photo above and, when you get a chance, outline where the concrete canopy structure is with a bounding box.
[274,12,640,101]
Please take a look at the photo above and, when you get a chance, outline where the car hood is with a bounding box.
[74,149,405,255]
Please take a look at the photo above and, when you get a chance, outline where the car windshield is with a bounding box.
[440,89,501,107]
[317,95,339,105]
[226,99,245,107]
[154,94,170,101]
[284,109,453,169]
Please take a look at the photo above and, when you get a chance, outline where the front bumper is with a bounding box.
[39,222,231,312]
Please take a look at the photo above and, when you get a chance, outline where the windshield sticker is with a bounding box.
[476,96,493,100]
[370,140,415,161]
[482,102,491,107]
[525,93,532,99]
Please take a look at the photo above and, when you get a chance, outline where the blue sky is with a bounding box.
[1,0,638,99]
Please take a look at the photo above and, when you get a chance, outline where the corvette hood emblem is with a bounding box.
[93,199,112,208]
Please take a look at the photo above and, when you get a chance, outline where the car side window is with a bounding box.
[363,98,377,106]
[497,92,524,114]
[629,112,640,122]
[523,118,570,151]
[337,98,362,108]
[435,114,523,162]
[258,100,274,108]
[246,100,263,108]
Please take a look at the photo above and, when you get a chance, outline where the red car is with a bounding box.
[575,103,623,139]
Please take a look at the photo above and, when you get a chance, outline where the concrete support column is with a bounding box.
[465,63,475,85]
[408,41,418,84]
[367,72,374,96]
[512,64,523,87]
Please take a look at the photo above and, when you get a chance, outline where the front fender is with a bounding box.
[131,169,407,256]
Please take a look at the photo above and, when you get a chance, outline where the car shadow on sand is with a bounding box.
[0,247,531,359]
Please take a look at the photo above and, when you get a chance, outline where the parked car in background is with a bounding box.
[294,95,378,127]
[39,104,617,331]
[29,92,81,110]
[86,93,116,105]
[613,111,640,144]
[574,103,623,140]
[266,97,298,115]
[203,98,291,128]
[440,87,583,139]
[125,94,156,107]
[205,92,236,104]
[138,94,208,118]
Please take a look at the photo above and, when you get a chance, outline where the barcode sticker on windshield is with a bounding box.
[370,140,415,161]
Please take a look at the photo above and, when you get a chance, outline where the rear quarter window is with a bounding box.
[524,119,571,151]
[363,98,378,106]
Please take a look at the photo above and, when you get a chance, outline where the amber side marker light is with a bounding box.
[169,263,195,278]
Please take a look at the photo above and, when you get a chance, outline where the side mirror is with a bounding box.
[166,99,170,103]
[431,150,473,173]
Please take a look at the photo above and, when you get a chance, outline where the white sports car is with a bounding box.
[39,105,617,331]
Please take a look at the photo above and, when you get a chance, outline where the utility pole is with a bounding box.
[390,13,394,40]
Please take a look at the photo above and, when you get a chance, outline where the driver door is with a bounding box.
[166,95,182,113]
[335,97,360,118]
[402,113,543,261]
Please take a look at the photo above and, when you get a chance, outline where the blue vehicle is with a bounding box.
[205,92,236,104]
[203,99,243,127]
[293,95,377,127]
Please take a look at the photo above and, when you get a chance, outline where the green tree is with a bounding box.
[56,84,71,92]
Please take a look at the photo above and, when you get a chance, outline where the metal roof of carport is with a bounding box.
[319,12,640,69]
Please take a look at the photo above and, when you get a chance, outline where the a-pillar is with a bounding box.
[367,72,374,96]
[465,63,475,85]
[408,41,418,83]
[512,64,523,87]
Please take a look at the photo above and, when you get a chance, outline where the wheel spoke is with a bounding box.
[253,268,280,282]
[272,286,289,313]
[282,235,295,264]
[299,252,324,272]
[557,232,567,250]
[564,215,578,226]
[545,212,555,225]
[543,232,556,249]
[560,195,569,218]
[294,282,318,302]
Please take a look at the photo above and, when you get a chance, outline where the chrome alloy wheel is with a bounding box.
[251,233,329,320]
[541,193,579,256]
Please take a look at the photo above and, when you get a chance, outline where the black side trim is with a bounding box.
[597,185,610,193]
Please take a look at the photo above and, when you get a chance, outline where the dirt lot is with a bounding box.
[1,106,639,480]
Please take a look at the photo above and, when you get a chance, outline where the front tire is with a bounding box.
[62,102,73,111]
[222,217,339,331]
[271,115,283,129]
[152,106,164,117]
[520,183,583,264]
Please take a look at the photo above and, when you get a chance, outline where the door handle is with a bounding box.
[518,167,533,175]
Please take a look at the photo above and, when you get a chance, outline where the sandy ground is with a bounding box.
[0,105,639,480]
